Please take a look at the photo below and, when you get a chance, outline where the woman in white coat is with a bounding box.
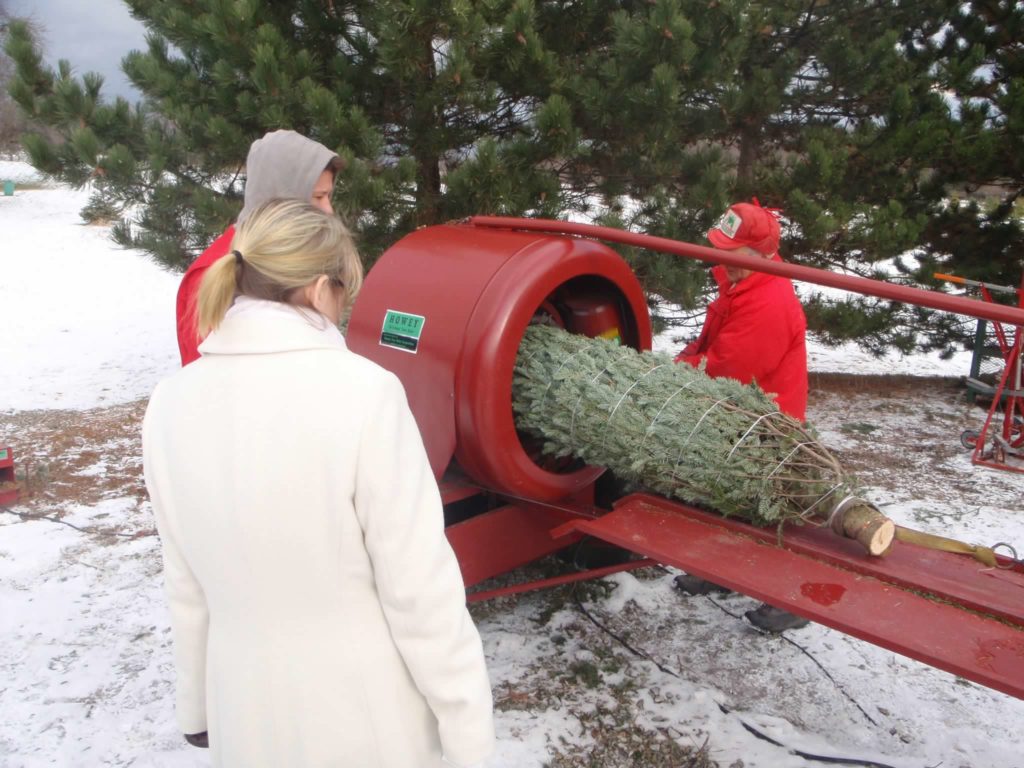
[143,199,495,767]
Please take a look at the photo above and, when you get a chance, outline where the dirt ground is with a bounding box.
[0,401,151,536]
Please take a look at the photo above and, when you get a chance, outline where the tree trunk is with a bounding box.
[736,121,759,192]
[411,27,442,228]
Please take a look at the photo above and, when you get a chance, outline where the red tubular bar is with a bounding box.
[466,558,657,603]
[468,216,1024,328]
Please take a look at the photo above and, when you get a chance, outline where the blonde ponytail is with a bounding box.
[195,199,364,337]
[196,251,243,337]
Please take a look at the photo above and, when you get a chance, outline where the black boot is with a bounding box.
[673,574,733,596]
[184,732,209,749]
[744,603,810,632]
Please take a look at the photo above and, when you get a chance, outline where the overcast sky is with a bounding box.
[8,0,149,101]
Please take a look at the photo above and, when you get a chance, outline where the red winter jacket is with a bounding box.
[676,256,808,421]
[175,227,236,366]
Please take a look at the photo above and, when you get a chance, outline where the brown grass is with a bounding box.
[0,400,148,511]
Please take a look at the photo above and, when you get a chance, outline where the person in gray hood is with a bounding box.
[175,129,343,365]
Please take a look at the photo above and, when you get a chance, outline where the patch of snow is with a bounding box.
[805,335,974,376]
[655,325,975,377]
[0,177,181,412]
[0,159,46,186]
[0,507,205,768]
[73,461,108,478]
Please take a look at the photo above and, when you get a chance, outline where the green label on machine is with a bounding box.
[380,310,426,353]
[0,449,6,461]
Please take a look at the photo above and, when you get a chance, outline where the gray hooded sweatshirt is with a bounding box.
[237,130,341,224]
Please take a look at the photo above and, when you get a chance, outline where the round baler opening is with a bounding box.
[453,228,652,501]
[516,275,647,478]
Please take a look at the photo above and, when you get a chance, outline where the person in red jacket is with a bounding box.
[674,200,807,421]
[674,199,811,633]
[175,130,342,365]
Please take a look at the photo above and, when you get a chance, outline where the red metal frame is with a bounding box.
[969,275,1024,474]
[447,503,584,587]
[467,558,656,603]
[558,493,1024,699]
[468,216,1024,327]
[972,337,1024,473]
[439,480,1024,696]
[0,446,18,507]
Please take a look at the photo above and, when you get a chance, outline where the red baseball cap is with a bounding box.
[707,201,781,255]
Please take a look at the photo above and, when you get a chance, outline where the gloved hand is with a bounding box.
[184,731,209,748]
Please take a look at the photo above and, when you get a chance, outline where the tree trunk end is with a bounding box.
[830,501,895,556]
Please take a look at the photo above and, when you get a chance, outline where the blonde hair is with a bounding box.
[196,199,364,336]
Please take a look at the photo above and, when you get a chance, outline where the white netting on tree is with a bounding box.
[513,325,857,527]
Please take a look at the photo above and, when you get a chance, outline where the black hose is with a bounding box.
[570,587,900,768]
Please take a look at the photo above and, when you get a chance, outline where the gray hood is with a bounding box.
[237,130,341,224]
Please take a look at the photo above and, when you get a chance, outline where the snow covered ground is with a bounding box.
[1,166,1022,767]
[0,162,180,412]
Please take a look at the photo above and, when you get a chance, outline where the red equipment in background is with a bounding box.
[0,446,21,506]
[347,218,1024,701]
[935,272,1024,474]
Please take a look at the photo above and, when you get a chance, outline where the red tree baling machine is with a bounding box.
[347,217,1024,701]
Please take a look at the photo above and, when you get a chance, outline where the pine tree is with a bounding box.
[5,1,1017,358]
[918,1,1024,300]
[530,0,742,310]
[584,1,980,355]
[4,0,698,272]
[0,1,32,152]
[796,1,1024,356]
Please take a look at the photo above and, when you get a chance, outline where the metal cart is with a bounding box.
[936,272,1024,473]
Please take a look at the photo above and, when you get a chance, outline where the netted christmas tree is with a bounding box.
[513,325,894,554]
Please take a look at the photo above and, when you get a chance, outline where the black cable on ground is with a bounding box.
[571,586,899,768]
[704,595,880,728]
[654,564,880,727]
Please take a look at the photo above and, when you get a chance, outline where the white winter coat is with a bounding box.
[143,298,495,767]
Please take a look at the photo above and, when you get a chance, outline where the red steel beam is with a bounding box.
[468,216,1024,327]
[467,558,656,603]
[554,494,1024,700]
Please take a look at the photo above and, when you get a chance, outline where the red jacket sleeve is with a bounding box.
[175,267,205,367]
[679,280,792,387]
[675,338,702,362]
[175,228,235,367]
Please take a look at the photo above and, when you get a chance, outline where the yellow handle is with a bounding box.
[895,526,998,567]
